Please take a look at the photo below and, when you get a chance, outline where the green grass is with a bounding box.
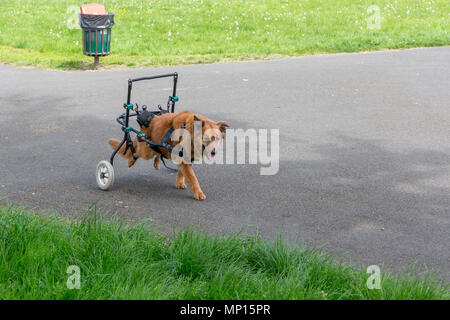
[0,205,447,299]
[0,0,448,69]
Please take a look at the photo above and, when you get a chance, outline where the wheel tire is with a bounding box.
[96,160,115,191]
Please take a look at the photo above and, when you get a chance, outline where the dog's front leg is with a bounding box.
[179,163,205,200]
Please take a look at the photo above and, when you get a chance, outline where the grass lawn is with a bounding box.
[0,205,447,300]
[0,0,448,70]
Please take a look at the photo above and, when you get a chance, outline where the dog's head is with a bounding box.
[193,115,229,161]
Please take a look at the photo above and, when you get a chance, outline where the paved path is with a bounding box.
[1,47,449,276]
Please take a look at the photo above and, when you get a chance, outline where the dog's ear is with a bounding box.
[216,121,230,133]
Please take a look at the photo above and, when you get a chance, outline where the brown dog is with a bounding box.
[108,111,229,200]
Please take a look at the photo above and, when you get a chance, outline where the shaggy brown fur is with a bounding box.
[108,111,229,200]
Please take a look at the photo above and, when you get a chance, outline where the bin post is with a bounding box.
[94,56,100,69]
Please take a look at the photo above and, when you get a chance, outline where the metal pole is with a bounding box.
[171,72,178,113]
[94,56,100,70]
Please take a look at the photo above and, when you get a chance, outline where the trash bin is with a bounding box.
[79,4,115,68]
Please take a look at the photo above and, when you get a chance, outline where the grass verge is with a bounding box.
[0,205,448,299]
[0,0,449,70]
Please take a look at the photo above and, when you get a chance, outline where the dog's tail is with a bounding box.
[108,138,125,153]
[108,138,137,167]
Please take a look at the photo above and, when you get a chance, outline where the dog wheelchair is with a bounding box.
[96,73,179,190]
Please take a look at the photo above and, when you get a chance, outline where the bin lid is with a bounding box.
[80,3,107,15]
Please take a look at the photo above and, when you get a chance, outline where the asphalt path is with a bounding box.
[0,47,449,276]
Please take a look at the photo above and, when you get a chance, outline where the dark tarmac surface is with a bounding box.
[0,47,449,276]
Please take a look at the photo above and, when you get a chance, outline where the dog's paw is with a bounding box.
[154,157,161,170]
[128,158,137,168]
[176,182,186,189]
[194,191,206,200]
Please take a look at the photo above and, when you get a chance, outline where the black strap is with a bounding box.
[146,123,186,171]
[160,156,178,172]
[160,126,175,153]
[146,126,174,161]
[156,124,185,172]
[123,133,138,160]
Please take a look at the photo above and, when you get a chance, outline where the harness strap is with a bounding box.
[157,122,185,155]
[160,126,175,152]
[160,156,178,172]
[146,126,175,171]
[123,133,138,160]
[145,123,187,171]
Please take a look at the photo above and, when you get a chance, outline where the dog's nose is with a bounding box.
[211,149,216,156]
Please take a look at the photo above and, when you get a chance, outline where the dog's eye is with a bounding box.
[203,136,211,142]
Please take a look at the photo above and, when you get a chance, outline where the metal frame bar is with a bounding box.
[88,30,92,54]
[95,29,98,55]
[110,73,178,165]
